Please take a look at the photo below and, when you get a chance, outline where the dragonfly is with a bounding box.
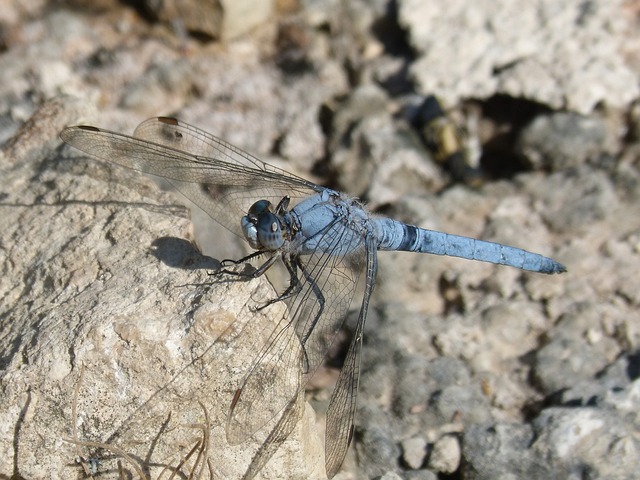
[60,117,566,478]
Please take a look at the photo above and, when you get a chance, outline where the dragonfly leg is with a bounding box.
[255,254,324,374]
[219,250,265,268]
[297,257,325,347]
[295,257,326,373]
[215,251,276,278]
[254,255,303,310]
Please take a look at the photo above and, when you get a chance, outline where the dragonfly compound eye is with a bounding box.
[256,212,284,250]
[241,215,260,249]
[248,199,273,216]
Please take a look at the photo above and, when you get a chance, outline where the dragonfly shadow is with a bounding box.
[150,237,221,271]
[150,236,258,291]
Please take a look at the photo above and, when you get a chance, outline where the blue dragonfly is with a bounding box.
[61,117,565,478]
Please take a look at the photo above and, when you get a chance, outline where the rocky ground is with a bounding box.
[1,1,639,479]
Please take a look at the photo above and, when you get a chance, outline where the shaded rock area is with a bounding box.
[1,1,639,479]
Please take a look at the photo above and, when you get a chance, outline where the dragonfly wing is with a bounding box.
[61,118,322,239]
[324,234,378,477]
[132,117,319,191]
[325,326,362,478]
[227,217,365,444]
[241,391,304,480]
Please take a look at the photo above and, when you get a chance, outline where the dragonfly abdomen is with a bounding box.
[374,218,565,274]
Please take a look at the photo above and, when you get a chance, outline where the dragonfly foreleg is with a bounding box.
[216,250,277,278]
[254,255,303,310]
[219,250,266,268]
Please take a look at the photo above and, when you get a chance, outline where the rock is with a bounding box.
[533,307,621,395]
[463,402,640,480]
[143,0,223,38]
[399,0,639,113]
[401,436,427,469]
[531,166,621,235]
[462,423,545,479]
[515,112,617,171]
[391,355,471,421]
[0,106,324,479]
[328,85,445,205]
[427,434,460,474]
[557,350,640,408]
[403,470,438,480]
[143,0,274,40]
[217,0,273,40]
[121,58,197,114]
[376,472,403,480]
[470,301,546,371]
[1,95,95,165]
[430,384,492,425]
[531,407,640,480]
[355,423,401,479]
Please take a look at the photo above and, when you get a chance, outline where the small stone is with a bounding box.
[428,434,461,474]
[377,472,403,480]
[401,436,427,469]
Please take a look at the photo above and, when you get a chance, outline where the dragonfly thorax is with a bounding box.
[241,200,285,251]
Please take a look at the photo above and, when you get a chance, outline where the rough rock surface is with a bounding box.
[1,1,639,479]
[0,99,324,479]
[399,0,640,113]
[142,0,274,40]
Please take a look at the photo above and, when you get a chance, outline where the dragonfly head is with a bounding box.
[241,200,285,251]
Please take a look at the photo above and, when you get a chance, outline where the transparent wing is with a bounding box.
[60,117,323,239]
[325,234,378,477]
[226,217,365,446]
[241,389,304,480]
